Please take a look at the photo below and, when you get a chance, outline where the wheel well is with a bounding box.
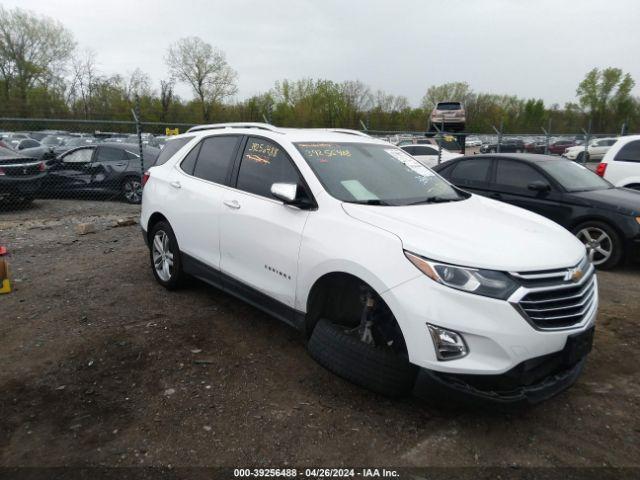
[146,212,168,242]
[570,217,623,241]
[305,272,408,355]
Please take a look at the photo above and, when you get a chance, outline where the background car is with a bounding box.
[14,138,42,151]
[564,137,618,162]
[41,143,160,204]
[480,138,525,153]
[465,136,482,147]
[0,146,46,206]
[597,135,640,191]
[548,139,578,155]
[429,101,466,132]
[433,153,640,268]
[400,144,462,168]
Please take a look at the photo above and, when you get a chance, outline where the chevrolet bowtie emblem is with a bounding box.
[565,267,584,282]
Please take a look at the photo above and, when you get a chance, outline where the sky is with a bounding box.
[3,0,640,106]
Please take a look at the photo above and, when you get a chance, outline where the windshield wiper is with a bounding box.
[406,196,461,205]
[350,199,392,206]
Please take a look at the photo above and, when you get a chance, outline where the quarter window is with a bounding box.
[495,160,547,189]
[614,140,640,162]
[192,135,241,183]
[154,136,193,166]
[180,144,200,175]
[236,138,301,199]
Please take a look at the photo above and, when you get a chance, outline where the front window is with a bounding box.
[295,142,465,206]
[538,161,612,192]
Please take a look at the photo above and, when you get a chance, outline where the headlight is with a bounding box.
[404,251,519,300]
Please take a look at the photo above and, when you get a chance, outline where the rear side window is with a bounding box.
[450,159,492,183]
[192,136,241,184]
[614,140,640,162]
[236,137,301,199]
[154,136,193,166]
[495,160,547,189]
[415,146,439,156]
[401,146,416,155]
[96,146,128,162]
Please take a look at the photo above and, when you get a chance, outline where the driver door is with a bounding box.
[219,137,312,308]
[45,147,96,193]
[489,159,572,227]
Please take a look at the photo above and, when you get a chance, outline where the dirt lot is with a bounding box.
[0,199,639,468]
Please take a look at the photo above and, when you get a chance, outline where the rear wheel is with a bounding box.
[573,221,623,269]
[122,176,142,204]
[149,221,185,289]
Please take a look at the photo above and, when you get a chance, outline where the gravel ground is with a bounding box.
[0,199,639,468]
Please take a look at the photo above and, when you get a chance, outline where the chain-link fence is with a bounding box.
[0,116,633,215]
[0,116,194,212]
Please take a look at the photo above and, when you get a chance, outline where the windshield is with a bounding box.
[539,160,612,192]
[295,142,465,206]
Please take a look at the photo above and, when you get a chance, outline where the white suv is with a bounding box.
[141,123,597,406]
[597,135,640,190]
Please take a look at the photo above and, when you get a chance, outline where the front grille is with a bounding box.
[513,260,596,330]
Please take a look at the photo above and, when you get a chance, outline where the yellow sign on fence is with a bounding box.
[165,128,180,136]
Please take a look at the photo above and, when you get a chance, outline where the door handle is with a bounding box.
[223,199,241,210]
[169,181,181,189]
[489,192,502,199]
[114,162,126,167]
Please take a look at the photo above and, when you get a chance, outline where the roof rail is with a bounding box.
[187,122,282,134]
[320,128,371,138]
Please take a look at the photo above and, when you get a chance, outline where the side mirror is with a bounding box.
[528,181,551,193]
[271,182,298,203]
[271,182,314,209]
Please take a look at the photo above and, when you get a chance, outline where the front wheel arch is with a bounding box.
[304,272,408,356]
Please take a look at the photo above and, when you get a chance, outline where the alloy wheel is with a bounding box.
[576,227,612,266]
[152,230,174,282]
[123,179,142,203]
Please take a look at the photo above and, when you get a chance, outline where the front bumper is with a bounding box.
[413,326,593,405]
[381,273,598,376]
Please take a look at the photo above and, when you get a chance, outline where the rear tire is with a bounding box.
[308,318,417,397]
[149,221,185,289]
[122,176,143,204]
[573,221,623,269]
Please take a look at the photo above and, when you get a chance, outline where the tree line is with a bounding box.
[0,6,638,134]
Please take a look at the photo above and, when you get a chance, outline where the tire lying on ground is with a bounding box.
[307,318,418,397]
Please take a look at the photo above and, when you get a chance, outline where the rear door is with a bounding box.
[219,136,311,308]
[89,146,131,190]
[167,135,242,269]
[488,159,572,226]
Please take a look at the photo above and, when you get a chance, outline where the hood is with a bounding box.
[342,194,585,272]
[568,187,640,216]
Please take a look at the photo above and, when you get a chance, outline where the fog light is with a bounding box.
[427,324,468,361]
